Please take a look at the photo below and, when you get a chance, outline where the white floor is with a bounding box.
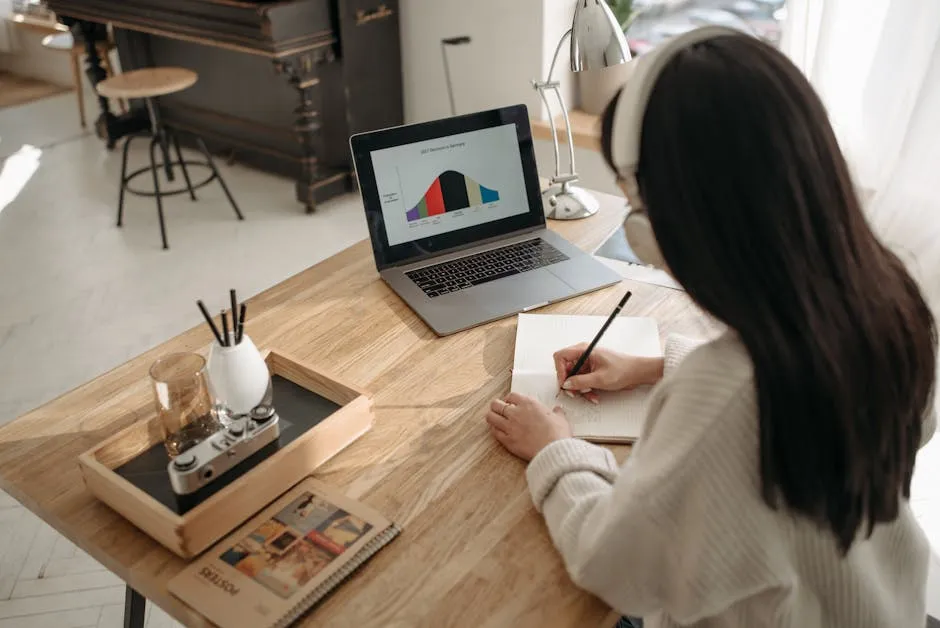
[0,93,368,424]
[0,491,180,628]
[2,90,940,626]
[0,91,367,626]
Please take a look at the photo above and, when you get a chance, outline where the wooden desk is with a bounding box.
[0,186,709,627]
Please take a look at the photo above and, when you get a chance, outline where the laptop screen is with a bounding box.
[350,105,545,269]
[368,123,530,247]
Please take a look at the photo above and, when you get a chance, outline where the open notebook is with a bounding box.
[511,313,662,443]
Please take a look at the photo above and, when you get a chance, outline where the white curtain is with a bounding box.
[782,0,940,310]
[787,3,940,601]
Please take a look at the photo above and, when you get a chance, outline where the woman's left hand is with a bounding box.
[486,392,573,461]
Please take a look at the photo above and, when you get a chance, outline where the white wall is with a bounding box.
[398,0,582,124]
[540,0,578,113]
[0,1,14,53]
[0,29,74,86]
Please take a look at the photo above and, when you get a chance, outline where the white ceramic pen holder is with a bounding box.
[206,334,272,419]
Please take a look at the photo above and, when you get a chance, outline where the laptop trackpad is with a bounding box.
[480,270,571,316]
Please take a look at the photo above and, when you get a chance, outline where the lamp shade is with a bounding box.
[570,0,631,72]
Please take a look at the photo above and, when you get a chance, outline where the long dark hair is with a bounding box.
[601,34,936,553]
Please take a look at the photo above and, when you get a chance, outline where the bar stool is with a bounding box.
[96,67,243,250]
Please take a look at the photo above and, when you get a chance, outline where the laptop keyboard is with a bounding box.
[406,238,569,298]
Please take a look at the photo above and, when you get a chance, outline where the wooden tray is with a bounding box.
[78,350,373,559]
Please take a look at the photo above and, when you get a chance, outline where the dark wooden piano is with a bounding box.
[46,0,403,212]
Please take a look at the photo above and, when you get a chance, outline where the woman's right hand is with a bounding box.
[553,344,665,403]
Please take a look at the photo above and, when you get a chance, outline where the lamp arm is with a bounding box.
[546,28,572,83]
[536,87,562,179]
[554,86,578,185]
[538,27,578,183]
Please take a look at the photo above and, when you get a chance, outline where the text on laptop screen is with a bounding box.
[369,123,530,247]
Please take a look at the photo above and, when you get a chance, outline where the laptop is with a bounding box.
[350,104,621,336]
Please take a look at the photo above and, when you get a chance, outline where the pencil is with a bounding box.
[197,300,224,346]
[237,303,247,344]
[558,290,633,396]
[221,310,230,347]
[230,289,239,341]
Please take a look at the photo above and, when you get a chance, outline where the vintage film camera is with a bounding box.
[168,404,280,495]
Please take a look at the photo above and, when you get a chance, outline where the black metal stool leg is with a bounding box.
[123,586,145,628]
[195,136,244,221]
[159,129,175,183]
[144,97,174,183]
[149,136,170,250]
[171,131,197,201]
[116,135,135,227]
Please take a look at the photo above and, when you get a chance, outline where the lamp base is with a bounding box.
[541,184,600,220]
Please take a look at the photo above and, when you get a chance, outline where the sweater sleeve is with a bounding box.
[525,414,704,615]
[526,335,776,620]
[526,438,668,615]
[663,334,705,376]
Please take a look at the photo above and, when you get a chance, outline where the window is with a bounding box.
[624,0,787,55]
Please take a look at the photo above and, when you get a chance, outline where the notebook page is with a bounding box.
[513,314,662,374]
[511,314,662,441]
[511,371,651,441]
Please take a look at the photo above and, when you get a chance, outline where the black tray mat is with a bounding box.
[114,375,342,515]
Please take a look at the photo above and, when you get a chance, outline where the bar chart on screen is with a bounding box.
[405,170,500,222]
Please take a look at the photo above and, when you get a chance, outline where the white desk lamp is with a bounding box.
[535,0,631,219]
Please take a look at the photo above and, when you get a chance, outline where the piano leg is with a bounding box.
[78,21,117,149]
[275,52,334,214]
[295,91,318,215]
[71,20,150,149]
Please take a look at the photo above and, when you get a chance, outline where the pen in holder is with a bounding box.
[198,291,272,421]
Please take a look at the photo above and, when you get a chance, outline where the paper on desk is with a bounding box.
[511,314,662,442]
[596,256,684,291]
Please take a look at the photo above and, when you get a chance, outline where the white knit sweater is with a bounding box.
[527,333,935,628]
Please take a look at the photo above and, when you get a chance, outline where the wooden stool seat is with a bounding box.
[97,67,197,99]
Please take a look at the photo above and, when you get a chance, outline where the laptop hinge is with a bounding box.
[378,224,546,270]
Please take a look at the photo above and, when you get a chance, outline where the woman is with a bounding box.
[486,28,937,628]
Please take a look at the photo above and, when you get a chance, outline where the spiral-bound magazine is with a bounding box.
[169,478,400,628]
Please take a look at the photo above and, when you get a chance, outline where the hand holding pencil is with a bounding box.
[552,291,665,403]
[553,291,632,403]
[553,345,665,404]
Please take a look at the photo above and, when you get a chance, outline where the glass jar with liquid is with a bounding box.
[149,352,222,457]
